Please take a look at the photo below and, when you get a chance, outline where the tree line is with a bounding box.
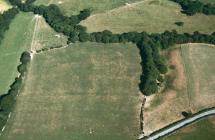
[0,8,19,45]
[5,0,215,96]
[8,0,90,40]
[171,0,215,15]
[0,52,31,130]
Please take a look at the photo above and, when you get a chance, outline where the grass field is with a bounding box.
[34,0,141,15]
[180,43,215,112]
[81,0,215,34]
[0,13,67,95]
[31,15,67,51]
[143,43,215,135]
[0,12,35,95]
[162,116,215,140]
[0,0,11,13]
[0,42,142,140]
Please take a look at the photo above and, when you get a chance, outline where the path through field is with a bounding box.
[30,15,41,52]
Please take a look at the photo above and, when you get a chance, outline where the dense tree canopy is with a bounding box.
[0,8,19,44]
[171,0,215,15]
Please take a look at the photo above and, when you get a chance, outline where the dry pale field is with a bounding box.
[81,0,215,34]
[1,42,143,140]
[144,48,190,135]
[144,43,215,135]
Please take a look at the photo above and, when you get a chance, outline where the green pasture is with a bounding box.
[0,42,142,140]
[0,13,67,95]
[0,12,34,95]
[34,0,141,15]
[33,16,67,50]
[81,0,215,34]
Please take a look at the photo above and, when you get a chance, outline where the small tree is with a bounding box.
[78,9,90,20]
[175,21,184,26]
[20,51,31,64]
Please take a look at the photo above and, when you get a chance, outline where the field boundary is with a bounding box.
[141,107,215,140]
[0,52,31,136]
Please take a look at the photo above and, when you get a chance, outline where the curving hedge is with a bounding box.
[0,52,30,132]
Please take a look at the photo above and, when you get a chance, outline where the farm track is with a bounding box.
[30,15,41,53]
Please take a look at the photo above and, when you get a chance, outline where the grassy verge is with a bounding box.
[143,107,215,140]
[162,116,215,140]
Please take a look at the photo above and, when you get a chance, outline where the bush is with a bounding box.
[20,51,31,64]
[175,21,184,26]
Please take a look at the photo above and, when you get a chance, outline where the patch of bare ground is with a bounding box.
[144,95,155,108]
[143,49,190,135]
[169,50,187,90]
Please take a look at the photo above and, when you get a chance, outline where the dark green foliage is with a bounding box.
[0,8,19,44]
[7,0,91,42]
[20,51,31,64]
[7,0,22,6]
[0,52,30,130]
[6,0,215,96]
[175,21,184,26]
[78,9,91,20]
[171,0,215,15]
[25,0,36,4]
[158,75,165,83]
[17,63,27,75]
[137,42,160,96]
[79,32,90,42]
[182,111,192,117]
